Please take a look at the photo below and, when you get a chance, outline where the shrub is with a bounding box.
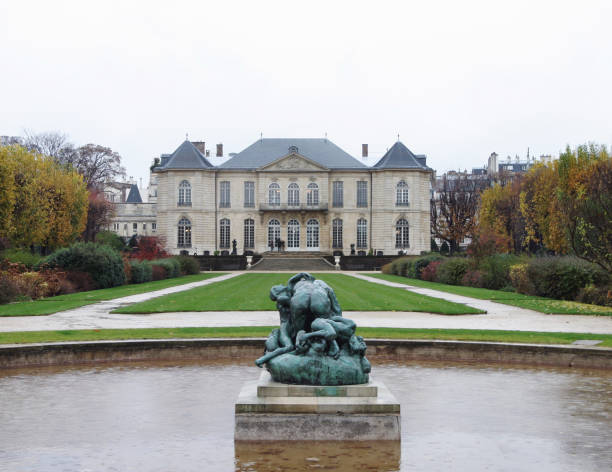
[0,274,20,304]
[95,231,126,252]
[526,256,606,300]
[384,257,412,276]
[421,260,442,282]
[151,264,167,281]
[130,260,153,284]
[397,258,415,277]
[478,254,521,290]
[65,271,97,292]
[0,249,44,269]
[132,236,168,261]
[413,254,444,279]
[461,269,484,287]
[509,263,533,295]
[151,258,181,278]
[381,261,393,274]
[40,242,126,289]
[436,258,470,285]
[576,285,612,307]
[175,256,200,275]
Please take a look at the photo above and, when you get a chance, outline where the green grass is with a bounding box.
[367,274,612,316]
[113,273,484,315]
[1,327,610,347]
[0,273,226,317]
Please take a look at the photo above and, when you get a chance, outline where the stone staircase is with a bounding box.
[251,253,335,271]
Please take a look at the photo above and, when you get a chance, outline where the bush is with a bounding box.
[509,263,533,295]
[421,260,442,282]
[131,236,168,261]
[0,274,20,304]
[478,254,521,290]
[383,257,411,276]
[151,258,181,278]
[40,242,126,289]
[436,258,470,285]
[175,256,200,275]
[461,269,484,287]
[130,260,153,284]
[576,285,612,307]
[151,264,167,280]
[413,254,444,279]
[397,258,416,277]
[526,256,607,300]
[0,249,44,269]
[95,231,126,252]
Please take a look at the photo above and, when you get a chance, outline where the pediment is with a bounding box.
[258,153,328,172]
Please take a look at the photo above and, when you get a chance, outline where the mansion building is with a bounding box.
[110,138,433,255]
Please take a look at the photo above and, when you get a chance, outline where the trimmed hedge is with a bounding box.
[40,242,126,289]
[175,256,200,275]
[130,260,153,284]
[436,258,470,286]
[151,258,181,279]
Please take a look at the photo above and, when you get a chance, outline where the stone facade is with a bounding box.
[110,139,433,255]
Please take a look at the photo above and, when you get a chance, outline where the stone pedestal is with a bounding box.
[235,371,401,440]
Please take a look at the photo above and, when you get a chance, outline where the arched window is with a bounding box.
[396,219,409,248]
[268,219,281,249]
[177,217,191,247]
[332,218,343,248]
[306,219,319,249]
[306,183,319,206]
[288,183,300,206]
[396,180,409,206]
[268,183,280,206]
[178,180,191,206]
[287,219,300,249]
[356,218,367,249]
[244,218,254,249]
[220,218,230,249]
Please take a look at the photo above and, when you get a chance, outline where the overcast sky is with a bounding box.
[2,0,611,184]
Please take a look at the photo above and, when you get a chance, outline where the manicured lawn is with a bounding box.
[114,273,484,315]
[0,273,226,317]
[366,274,612,316]
[1,327,610,347]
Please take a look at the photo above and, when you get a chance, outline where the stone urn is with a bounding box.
[246,255,253,269]
[334,256,341,270]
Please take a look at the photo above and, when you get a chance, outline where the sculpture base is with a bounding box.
[235,371,401,441]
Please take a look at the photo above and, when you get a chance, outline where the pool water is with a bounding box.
[0,360,610,471]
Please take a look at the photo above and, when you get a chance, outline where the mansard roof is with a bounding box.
[125,184,143,203]
[161,140,213,169]
[219,138,366,170]
[373,141,430,170]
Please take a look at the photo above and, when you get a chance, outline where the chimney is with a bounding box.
[191,141,206,155]
[216,143,223,157]
[362,144,368,158]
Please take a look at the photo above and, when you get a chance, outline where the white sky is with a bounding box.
[1,0,611,184]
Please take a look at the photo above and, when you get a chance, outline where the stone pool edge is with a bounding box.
[0,338,610,370]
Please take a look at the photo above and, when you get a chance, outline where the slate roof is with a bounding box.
[161,140,213,169]
[373,142,430,170]
[219,138,367,169]
[126,184,143,203]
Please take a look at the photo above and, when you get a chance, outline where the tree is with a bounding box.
[431,174,486,254]
[69,143,125,188]
[22,130,75,162]
[82,189,115,242]
[557,144,612,272]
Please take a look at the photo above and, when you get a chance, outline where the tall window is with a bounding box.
[306,219,319,249]
[357,181,368,208]
[306,182,319,206]
[220,218,230,248]
[178,180,191,206]
[178,217,192,247]
[357,218,367,248]
[244,181,255,208]
[268,183,280,206]
[288,183,300,206]
[332,181,343,208]
[396,219,409,248]
[268,219,280,249]
[332,218,343,248]
[220,181,230,208]
[244,218,254,248]
[396,180,409,206]
[287,219,300,249]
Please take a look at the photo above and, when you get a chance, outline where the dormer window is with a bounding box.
[288,145,298,153]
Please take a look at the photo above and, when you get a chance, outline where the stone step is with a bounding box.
[257,371,378,397]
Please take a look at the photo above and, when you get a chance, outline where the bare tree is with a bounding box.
[23,130,75,161]
[431,174,489,254]
[71,143,125,188]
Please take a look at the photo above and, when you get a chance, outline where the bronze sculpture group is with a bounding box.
[256,273,371,385]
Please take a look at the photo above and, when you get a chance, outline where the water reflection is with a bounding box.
[235,440,400,472]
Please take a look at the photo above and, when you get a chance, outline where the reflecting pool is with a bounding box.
[0,360,611,471]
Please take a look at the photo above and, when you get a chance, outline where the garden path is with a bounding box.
[0,271,610,334]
